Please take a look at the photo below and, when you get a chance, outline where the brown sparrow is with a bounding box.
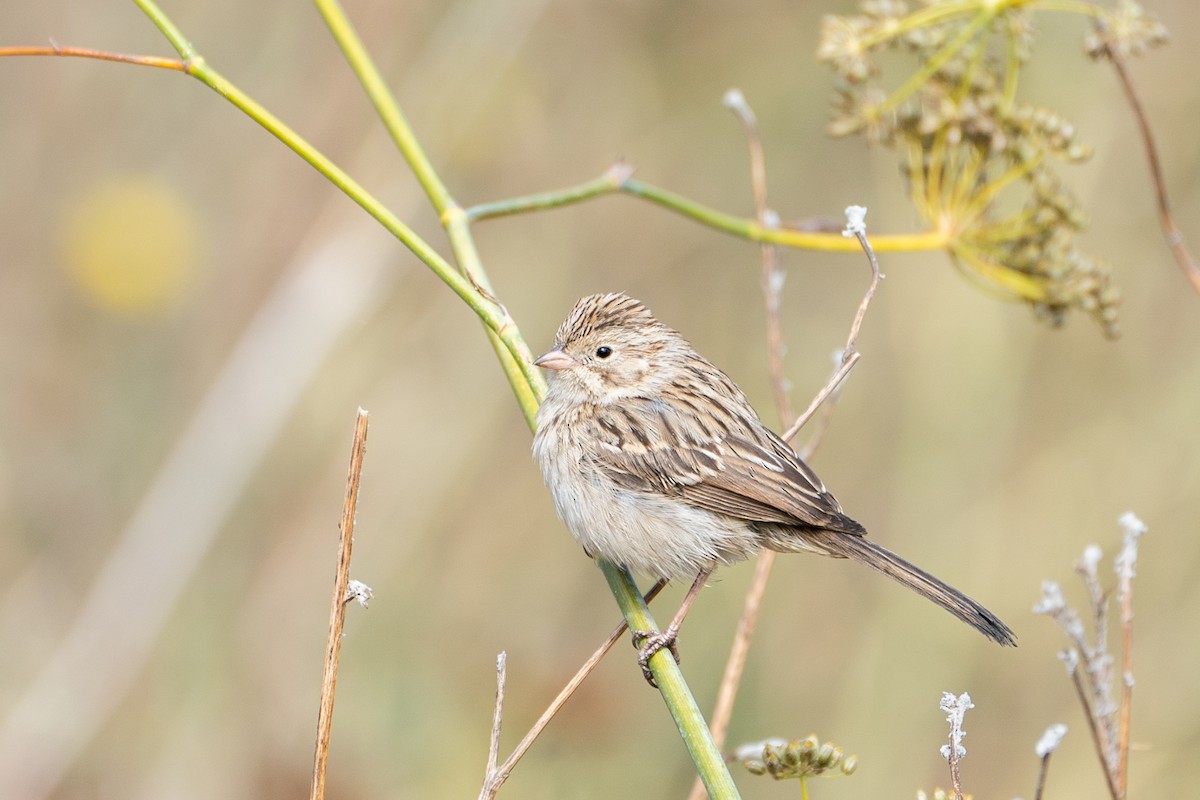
[533,293,1015,682]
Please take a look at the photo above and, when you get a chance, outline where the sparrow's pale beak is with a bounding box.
[534,345,577,371]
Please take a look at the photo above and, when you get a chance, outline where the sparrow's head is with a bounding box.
[535,293,687,402]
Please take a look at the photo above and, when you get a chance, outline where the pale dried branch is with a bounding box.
[310,408,371,800]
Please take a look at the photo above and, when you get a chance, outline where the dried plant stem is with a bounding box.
[1068,663,1122,800]
[1096,20,1200,293]
[947,744,964,800]
[783,228,880,446]
[482,653,507,792]
[1033,752,1054,800]
[310,408,370,800]
[724,89,793,427]
[783,353,862,446]
[1116,569,1136,796]
[478,580,667,800]
[1117,590,1133,797]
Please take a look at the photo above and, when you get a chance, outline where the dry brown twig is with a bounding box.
[310,408,373,800]
[723,89,793,425]
[1092,18,1200,294]
[938,691,973,800]
[1032,723,1068,800]
[476,580,667,800]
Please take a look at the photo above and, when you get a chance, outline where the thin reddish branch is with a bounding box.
[0,43,188,72]
[1097,23,1200,293]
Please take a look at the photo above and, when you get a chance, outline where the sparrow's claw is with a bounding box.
[632,629,681,687]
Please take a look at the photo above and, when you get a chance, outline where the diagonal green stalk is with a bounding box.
[312,0,453,214]
[311,0,544,419]
[600,562,742,799]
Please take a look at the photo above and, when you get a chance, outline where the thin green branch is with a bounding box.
[312,0,454,213]
[468,169,948,253]
[119,0,550,402]
[310,0,549,407]
[131,0,198,60]
[950,242,1048,301]
[599,562,742,799]
[466,163,637,221]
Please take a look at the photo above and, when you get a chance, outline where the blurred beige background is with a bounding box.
[1,2,1198,798]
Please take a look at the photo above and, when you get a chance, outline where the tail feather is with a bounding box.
[817,533,1016,647]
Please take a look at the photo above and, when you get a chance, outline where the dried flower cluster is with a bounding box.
[1033,512,1145,797]
[817,1,1168,336]
[735,734,858,782]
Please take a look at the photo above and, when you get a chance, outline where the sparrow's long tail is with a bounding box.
[817,532,1016,647]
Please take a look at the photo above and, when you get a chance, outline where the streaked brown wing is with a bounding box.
[587,396,860,532]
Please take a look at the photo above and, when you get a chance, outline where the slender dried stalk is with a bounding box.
[1069,662,1122,800]
[482,653,507,791]
[723,88,793,424]
[310,409,371,800]
[1032,753,1051,800]
[478,580,667,800]
[1095,19,1199,293]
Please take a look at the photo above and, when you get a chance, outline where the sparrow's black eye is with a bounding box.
[595,346,613,359]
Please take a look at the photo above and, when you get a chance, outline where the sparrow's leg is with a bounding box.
[633,568,711,686]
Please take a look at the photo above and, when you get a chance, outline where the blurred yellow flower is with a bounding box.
[62,176,199,316]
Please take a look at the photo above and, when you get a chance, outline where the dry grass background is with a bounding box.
[0,1,1198,798]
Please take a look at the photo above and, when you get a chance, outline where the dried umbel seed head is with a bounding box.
[735,734,859,782]
[816,0,1159,336]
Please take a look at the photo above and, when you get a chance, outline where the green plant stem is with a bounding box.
[446,208,546,423]
[311,0,546,415]
[468,172,948,253]
[131,0,198,59]
[312,0,454,213]
[466,164,636,222]
[599,562,742,800]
